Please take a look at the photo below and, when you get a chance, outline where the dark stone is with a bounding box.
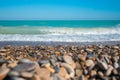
[13,63,36,72]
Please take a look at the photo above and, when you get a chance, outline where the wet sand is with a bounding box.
[0,41,120,47]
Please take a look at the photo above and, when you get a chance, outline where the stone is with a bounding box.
[45,65,55,73]
[85,60,94,67]
[98,71,104,78]
[30,75,40,80]
[8,61,18,68]
[60,63,75,78]
[88,64,95,71]
[63,55,74,65]
[75,69,83,77]
[70,62,76,69]
[20,72,33,78]
[104,56,109,64]
[75,62,82,69]
[78,54,86,61]
[58,67,70,79]
[112,69,118,75]
[79,75,84,80]
[53,74,66,80]
[83,69,88,75]
[0,49,7,52]
[90,70,97,77]
[55,51,60,56]
[0,68,10,80]
[8,71,20,77]
[113,46,119,49]
[112,76,117,80]
[38,60,49,65]
[87,53,95,59]
[112,57,118,62]
[0,59,6,66]
[5,77,26,80]
[54,65,60,73]
[50,59,56,66]
[113,62,119,69]
[97,61,108,70]
[36,68,51,80]
[57,56,63,61]
[13,62,36,72]
[105,65,113,76]
[19,59,32,63]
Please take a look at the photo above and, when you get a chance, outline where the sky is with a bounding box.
[0,0,120,20]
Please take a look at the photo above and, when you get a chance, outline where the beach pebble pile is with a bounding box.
[0,44,120,80]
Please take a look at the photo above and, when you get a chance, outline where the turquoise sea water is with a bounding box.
[0,20,120,42]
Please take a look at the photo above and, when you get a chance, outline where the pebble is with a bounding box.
[97,61,108,70]
[8,71,20,77]
[60,63,75,78]
[37,68,51,80]
[0,68,10,80]
[83,69,88,75]
[13,62,36,72]
[0,45,120,80]
[90,70,97,77]
[50,59,56,66]
[0,59,6,66]
[78,54,86,61]
[87,53,95,59]
[98,71,104,78]
[85,60,94,67]
[30,75,40,80]
[58,67,70,79]
[75,69,83,77]
[8,61,18,68]
[53,74,66,80]
[105,65,113,76]
[63,55,74,65]
[5,77,26,80]
[104,56,110,64]
[54,65,60,73]
[112,69,118,75]
[38,60,49,65]
[88,64,95,71]
[19,59,32,63]
[113,62,119,69]
[112,76,117,80]
[79,75,85,80]
[45,65,55,73]
[20,72,33,78]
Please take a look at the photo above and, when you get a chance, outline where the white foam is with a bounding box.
[0,34,120,42]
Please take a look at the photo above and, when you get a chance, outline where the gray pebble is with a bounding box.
[13,63,36,72]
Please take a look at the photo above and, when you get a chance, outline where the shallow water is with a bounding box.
[0,20,120,42]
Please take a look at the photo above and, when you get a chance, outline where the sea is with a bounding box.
[0,20,120,42]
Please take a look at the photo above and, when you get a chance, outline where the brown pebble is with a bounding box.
[8,61,18,68]
[85,60,94,67]
[31,74,41,80]
[90,70,97,77]
[78,54,86,61]
[20,72,33,78]
[98,71,104,78]
[105,65,113,76]
[75,69,83,77]
[36,68,51,80]
[63,55,74,65]
[58,67,70,79]
[0,68,10,80]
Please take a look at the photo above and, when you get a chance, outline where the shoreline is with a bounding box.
[0,41,120,47]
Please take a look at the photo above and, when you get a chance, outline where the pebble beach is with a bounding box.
[0,43,120,80]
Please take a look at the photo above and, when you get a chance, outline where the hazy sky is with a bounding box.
[0,0,120,20]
